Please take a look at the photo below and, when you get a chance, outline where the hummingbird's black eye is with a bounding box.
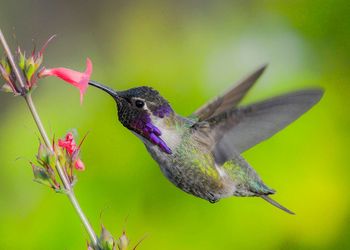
[135,100,145,108]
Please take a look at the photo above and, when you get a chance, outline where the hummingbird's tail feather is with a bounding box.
[260,195,295,215]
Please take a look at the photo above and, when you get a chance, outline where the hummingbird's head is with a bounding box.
[89,81,173,154]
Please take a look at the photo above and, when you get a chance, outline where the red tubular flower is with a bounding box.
[58,132,85,171]
[38,58,92,103]
[58,132,76,155]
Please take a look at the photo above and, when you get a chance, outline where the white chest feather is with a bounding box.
[152,116,181,150]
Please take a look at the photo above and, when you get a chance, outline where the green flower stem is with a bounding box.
[0,28,98,247]
[25,94,98,246]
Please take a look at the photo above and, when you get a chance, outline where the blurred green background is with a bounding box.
[0,1,349,249]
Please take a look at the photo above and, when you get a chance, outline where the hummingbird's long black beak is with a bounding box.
[88,80,119,99]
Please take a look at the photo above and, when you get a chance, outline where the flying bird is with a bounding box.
[89,65,323,214]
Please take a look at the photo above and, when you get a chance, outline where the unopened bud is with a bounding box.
[31,163,55,189]
[99,225,115,250]
[74,158,85,171]
[117,231,129,250]
[1,83,13,93]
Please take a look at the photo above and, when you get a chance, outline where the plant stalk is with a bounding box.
[0,28,98,247]
[25,94,98,246]
[0,29,25,90]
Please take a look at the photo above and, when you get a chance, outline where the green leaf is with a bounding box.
[25,63,35,82]
[18,51,26,70]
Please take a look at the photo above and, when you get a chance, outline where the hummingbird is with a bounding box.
[88,65,323,214]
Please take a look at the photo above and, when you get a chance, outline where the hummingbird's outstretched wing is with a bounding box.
[194,89,323,165]
[191,64,267,122]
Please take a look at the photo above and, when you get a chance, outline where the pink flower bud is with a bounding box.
[74,158,85,171]
[38,58,92,103]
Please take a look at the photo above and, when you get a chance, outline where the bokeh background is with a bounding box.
[0,1,349,249]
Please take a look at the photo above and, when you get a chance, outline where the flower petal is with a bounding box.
[78,58,92,104]
[38,58,92,104]
[58,132,77,155]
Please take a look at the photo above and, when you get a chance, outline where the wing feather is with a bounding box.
[196,89,324,164]
[192,64,267,121]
